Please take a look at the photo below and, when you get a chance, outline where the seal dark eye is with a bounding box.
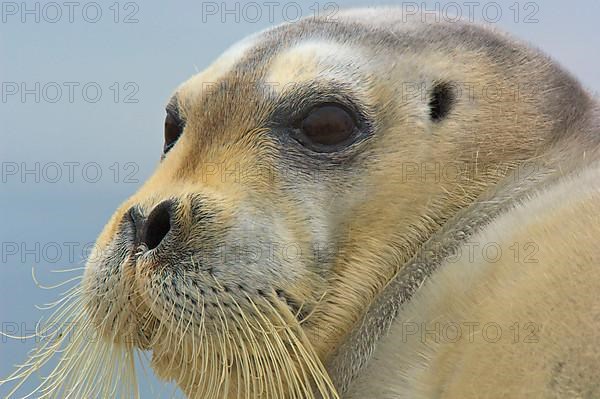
[163,110,183,154]
[298,104,357,150]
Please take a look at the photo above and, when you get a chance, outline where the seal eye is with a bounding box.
[163,111,183,154]
[299,104,357,149]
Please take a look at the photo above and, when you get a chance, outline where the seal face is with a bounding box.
[3,7,599,399]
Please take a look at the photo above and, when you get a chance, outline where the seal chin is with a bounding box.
[80,220,342,397]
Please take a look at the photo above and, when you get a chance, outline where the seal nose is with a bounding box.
[128,207,145,244]
[141,200,173,250]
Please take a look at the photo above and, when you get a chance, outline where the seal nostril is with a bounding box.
[127,207,145,245]
[142,201,172,250]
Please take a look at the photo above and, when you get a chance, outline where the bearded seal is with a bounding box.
[3,7,599,399]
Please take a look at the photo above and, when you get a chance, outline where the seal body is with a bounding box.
[344,160,600,398]
[72,8,600,398]
[4,7,600,399]
[321,11,600,399]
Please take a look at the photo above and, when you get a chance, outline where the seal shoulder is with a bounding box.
[347,160,600,398]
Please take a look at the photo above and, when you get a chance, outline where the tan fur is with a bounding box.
[3,8,599,399]
[347,161,600,398]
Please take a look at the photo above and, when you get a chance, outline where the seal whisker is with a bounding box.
[31,265,82,291]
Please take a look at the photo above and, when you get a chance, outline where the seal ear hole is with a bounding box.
[429,82,455,122]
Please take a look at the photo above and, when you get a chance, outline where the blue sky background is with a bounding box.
[1,0,599,397]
